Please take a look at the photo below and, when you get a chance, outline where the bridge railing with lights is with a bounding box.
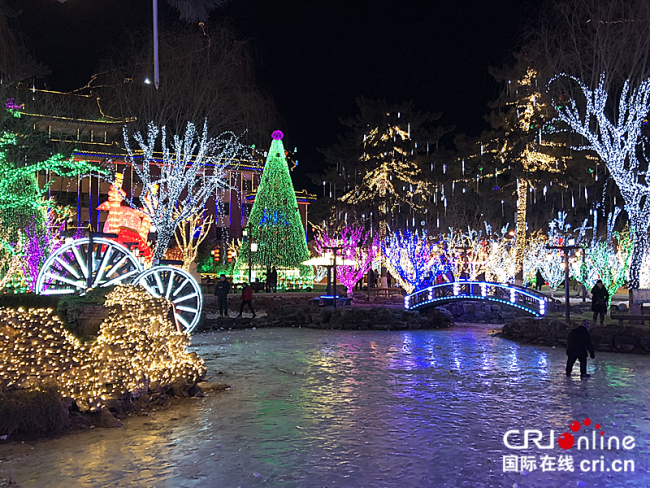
[404,281,547,317]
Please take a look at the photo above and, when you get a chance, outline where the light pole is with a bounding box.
[153,0,160,89]
[547,241,581,323]
[324,246,342,308]
[249,242,258,284]
[243,225,256,283]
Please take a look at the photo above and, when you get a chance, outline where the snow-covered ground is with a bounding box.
[1,325,649,487]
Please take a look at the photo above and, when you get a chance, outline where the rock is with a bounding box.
[462,303,475,313]
[502,319,650,355]
[95,408,123,428]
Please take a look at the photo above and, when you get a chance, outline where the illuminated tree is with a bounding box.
[123,120,242,260]
[340,121,428,238]
[175,211,214,271]
[382,229,447,293]
[474,68,568,277]
[574,231,631,307]
[319,97,450,233]
[235,131,313,287]
[483,224,517,283]
[551,73,650,290]
[538,212,573,297]
[314,223,378,296]
[445,227,488,281]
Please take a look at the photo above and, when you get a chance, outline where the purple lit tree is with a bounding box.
[21,209,68,291]
[314,224,378,297]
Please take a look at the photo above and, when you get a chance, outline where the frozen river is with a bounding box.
[1,325,649,487]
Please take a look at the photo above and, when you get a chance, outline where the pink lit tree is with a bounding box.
[314,224,378,297]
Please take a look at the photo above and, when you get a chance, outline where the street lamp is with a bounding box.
[250,242,258,283]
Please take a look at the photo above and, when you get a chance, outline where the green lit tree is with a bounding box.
[235,131,313,288]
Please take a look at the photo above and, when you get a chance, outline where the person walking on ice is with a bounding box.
[237,282,256,318]
[566,320,595,378]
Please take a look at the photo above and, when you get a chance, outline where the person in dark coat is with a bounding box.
[367,268,375,288]
[566,320,595,377]
[591,279,609,325]
[213,274,231,317]
[269,267,278,293]
[237,282,256,318]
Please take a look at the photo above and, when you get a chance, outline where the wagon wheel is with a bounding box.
[133,266,202,334]
[36,238,142,295]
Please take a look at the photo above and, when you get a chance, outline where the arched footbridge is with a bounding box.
[404,281,547,317]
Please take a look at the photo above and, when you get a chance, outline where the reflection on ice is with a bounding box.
[1,326,649,487]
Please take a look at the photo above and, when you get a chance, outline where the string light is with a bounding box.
[0,285,205,412]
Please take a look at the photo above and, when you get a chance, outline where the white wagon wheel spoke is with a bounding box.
[37,238,142,296]
[133,266,202,334]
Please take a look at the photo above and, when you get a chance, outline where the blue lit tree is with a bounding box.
[382,229,449,293]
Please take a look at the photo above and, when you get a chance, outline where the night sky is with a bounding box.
[11,0,538,190]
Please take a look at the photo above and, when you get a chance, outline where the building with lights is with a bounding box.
[20,86,315,242]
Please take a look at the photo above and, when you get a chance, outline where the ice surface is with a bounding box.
[0,325,648,487]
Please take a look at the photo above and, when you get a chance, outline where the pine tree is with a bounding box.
[235,131,313,288]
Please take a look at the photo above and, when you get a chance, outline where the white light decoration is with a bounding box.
[133,266,203,333]
[550,72,650,288]
[123,121,243,259]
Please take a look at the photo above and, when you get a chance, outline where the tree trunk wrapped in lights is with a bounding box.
[123,120,243,260]
[314,223,378,296]
[235,131,313,288]
[0,222,22,292]
[515,179,528,275]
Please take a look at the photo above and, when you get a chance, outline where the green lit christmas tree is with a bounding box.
[235,131,313,288]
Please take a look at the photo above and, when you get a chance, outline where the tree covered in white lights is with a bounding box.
[551,73,650,291]
[445,227,487,281]
[483,223,518,283]
[123,121,243,259]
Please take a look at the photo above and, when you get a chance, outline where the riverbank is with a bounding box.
[201,296,453,331]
